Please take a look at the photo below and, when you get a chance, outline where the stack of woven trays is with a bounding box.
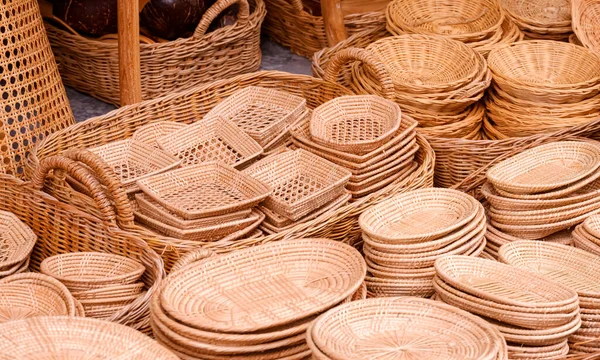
[349,34,490,139]
[386,0,523,57]
[244,149,352,233]
[358,188,486,298]
[484,41,600,139]
[40,252,145,319]
[482,141,600,240]
[500,0,572,40]
[134,162,271,241]
[0,211,36,278]
[499,241,600,355]
[573,0,600,53]
[150,239,366,359]
[307,297,508,359]
[290,96,419,199]
[573,215,600,256]
[0,273,84,322]
[434,255,581,359]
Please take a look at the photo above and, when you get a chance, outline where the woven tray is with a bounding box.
[573,0,600,53]
[206,86,306,147]
[157,116,263,168]
[132,122,188,149]
[0,283,73,321]
[137,162,271,220]
[309,95,400,153]
[88,139,181,193]
[0,210,36,271]
[244,149,351,221]
[349,161,419,199]
[160,238,365,332]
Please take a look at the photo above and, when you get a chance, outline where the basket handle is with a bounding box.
[323,48,395,100]
[169,248,214,274]
[30,156,119,224]
[193,0,250,38]
[61,149,135,226]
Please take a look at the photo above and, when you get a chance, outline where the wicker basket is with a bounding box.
[0,210,36,273]
[0,0,75,178]
[132,122,187,149]
[262,0,387,57]
[27,71,434,268]
[501,0,572,39]
[43,0,266,106]
[572,0,600,53]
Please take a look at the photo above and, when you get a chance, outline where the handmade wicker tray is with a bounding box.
[137,162,271,220]
[244,149,352,220]
[132,122,188,149]
[0,211,36,271]
[157,116,263,168]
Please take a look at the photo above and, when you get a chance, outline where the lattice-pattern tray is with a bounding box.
[132,122,187,149]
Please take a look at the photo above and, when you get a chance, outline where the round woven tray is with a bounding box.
[0,211,36,271]
[573,0,600,53]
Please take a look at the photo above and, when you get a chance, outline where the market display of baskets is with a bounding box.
[434,255,581,359]
[501,0,573,40]
[0,210,36,278]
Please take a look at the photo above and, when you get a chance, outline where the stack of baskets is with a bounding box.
[324,34,490,139]
[40,252,145,319]
[482,141,600,240]
[500,0,572,40]
[358,188,486,298]
[484,41,600,139]
[151,239,366,359]
[385,0,523,57]
[0,211,36,278]
[499,241,600,355]
[434,255,581,359]
[290,95,420,199]
[0,273,84,322]
[307,297,508,359]
[573,215,600,256]
[573,0,600,52]
[135,162,270,241]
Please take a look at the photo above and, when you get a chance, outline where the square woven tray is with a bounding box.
[88,139,181,193]
[157,116,263,168]
[132,121,187,149]
[206,86,307,147]
[244,149,351,221]
[136,162,272,220]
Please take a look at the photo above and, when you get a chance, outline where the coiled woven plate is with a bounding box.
[161,238,366,333]
[310,297,506,360]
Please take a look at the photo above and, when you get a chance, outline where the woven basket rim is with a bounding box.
[0,210,36,270]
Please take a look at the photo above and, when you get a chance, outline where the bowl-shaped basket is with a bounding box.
[0,210,36,271]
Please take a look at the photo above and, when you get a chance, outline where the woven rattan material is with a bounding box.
[132,122,188,149]
[44,0,266,106]
[309,95,400,153]
[161,239,366,333]
[0,316,177,359]
[573,0,600,53]
[0,282,71,322]
[0,210,35,271]
[137,162,270,220]
[487,141,600,195]
[0,0,75,178]
[244,149,351,221]
[206,86,307,147]
[501,0,571,30]
[310,297,506,360]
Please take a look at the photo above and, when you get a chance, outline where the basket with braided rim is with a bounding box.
[0,210,36,272]
[43,0,266,106]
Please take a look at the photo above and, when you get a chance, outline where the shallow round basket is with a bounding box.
[309,95,401,154]
[386,0,504,43]
[573,0,600,52]
[310,297,506,360]
[0,210,36,271]
[486,141,600,195]
[501,0,571,29]
[40,252,146,290]
[583,214,600,239]
[0,283,72,322]
[359,188,480,243]
[0,316,177,359]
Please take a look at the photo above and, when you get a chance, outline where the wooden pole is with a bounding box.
[321,0,348,47]
[118,0,142,106]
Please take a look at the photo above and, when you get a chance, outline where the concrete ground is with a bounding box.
[66,37,313,122]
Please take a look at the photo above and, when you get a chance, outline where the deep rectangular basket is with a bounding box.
[157,116,263,168]
[136,162,271,220]
[244,149,352,221]
[206,86,307,147]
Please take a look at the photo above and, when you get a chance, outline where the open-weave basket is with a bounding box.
[27,71,434,268]
[572,0,600,53]
[0,211,36,271]
[44,0,265,106]
[262,0,386,57]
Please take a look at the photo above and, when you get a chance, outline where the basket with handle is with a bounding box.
[42,0,266,106]
[27,71,434,264]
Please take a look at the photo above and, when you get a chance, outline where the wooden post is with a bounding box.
[118,0,142,106]
[321,0,348,47]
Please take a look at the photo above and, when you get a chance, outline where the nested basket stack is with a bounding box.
[150,239,366,359]
[358,188,486,298]
[0,211,36,278]
[573,0,600,53]
[500,0,572,40]
[307,297,508,359]
[499,241,600,355]
[28,72,435,268]
[385,0,524,58]
[43,0,266,105]
[482,141,600,243]
[573,215,600,256]
[434,255,581,359]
